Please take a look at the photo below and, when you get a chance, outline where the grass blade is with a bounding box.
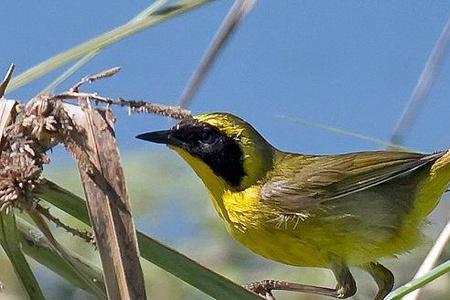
[0,212,46,300]
[16,217,106,298]
[404,220,450,300]
[28,209,107,299]
[35,180,90,222]
[178,0,256,108]
[385,260,450,300]
[35,180,261,300]
[276,114,416,152]
[390,14,450,146]
[40,51,100,94]
[6,0,214,94]
[40,0,172,93]
[136,232,261,300]
[132,0,171,21]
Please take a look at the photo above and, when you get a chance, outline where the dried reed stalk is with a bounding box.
[63,102,146,300]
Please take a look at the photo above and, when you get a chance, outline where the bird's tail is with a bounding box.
[415,150,450,218]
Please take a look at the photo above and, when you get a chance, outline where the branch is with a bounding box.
[52,91,192,120]
[70,67,121,93]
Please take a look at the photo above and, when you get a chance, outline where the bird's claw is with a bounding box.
[244,280,279,300]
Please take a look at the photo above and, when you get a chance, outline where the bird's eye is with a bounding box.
[201,131,215,144]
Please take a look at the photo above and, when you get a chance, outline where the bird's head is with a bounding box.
[136,113,275,192]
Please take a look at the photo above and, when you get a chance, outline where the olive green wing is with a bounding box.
[261,151,444,213]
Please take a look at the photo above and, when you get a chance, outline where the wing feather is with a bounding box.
[261,151,444,213]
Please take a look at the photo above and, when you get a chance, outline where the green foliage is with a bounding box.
[0,213,45,300]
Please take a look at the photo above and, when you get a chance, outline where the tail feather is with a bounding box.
[415,150,450,217]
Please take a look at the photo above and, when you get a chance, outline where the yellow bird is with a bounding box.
[137,112,450,300]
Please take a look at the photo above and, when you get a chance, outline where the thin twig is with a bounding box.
[0,64,16,98]
[70,67,121,92]
[390,14,450,146]
[52,91,192,119]
[35,203,95,245]
[178,0,256,108]
[41,51,100,94]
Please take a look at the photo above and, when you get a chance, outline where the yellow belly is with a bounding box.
[216,186,426,268]
[219,186,333,267]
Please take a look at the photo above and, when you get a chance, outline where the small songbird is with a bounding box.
[136,112,450,300]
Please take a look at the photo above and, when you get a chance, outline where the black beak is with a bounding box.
[136,130,173,145]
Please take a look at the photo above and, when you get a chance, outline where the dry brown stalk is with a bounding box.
[70,67,121,93]
[52,91,192,120]
[66,102,146,300]
[0,100,20,153]
[0,64,15,98]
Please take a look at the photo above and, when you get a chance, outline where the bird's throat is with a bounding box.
[170,146,234,222]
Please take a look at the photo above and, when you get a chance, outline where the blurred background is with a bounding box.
[1,1,449,299]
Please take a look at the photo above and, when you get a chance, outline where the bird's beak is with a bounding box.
[136,130,175,145]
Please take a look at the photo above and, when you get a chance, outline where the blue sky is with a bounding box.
[2,1,450,155]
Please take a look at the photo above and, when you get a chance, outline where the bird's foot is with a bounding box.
[243,280,284,300]
[243,278,354,299]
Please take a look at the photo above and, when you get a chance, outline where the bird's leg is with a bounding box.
[244,262,356,299]
[331,261,357,298]
[361,262,394,300]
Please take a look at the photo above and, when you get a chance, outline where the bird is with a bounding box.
[136,112,450,300]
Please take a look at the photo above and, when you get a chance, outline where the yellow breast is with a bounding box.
[218,186,331,267]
